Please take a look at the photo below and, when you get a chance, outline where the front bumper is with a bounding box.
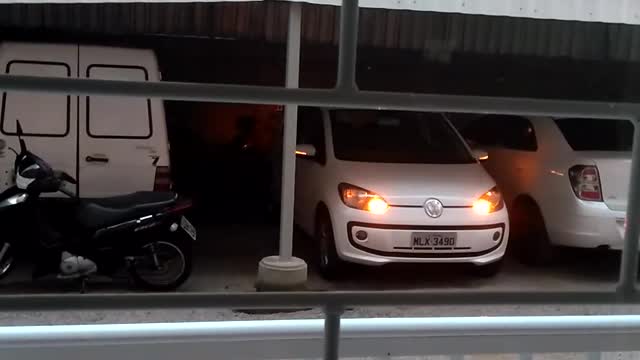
[331,205,509,266]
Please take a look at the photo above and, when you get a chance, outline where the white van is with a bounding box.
[0,42,171,197]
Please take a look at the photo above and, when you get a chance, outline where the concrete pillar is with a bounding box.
[257,1,308,291]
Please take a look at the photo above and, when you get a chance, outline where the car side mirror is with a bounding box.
[472,149,489,162]
[295,144,317,158]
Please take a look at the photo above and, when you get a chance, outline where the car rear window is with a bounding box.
[330,110,474,164]
[555,118,634,151]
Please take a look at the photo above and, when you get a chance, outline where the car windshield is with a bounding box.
[555,118,634,151]
[330,110,474,164]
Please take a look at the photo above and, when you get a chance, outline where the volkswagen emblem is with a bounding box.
[424,198,443,218]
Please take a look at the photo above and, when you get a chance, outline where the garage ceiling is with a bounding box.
[0,0,639,25]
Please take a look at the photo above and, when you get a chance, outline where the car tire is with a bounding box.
[473,259,503,278]
[315,210,343,280]
[511,199,554,266]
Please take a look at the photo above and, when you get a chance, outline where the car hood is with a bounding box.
[334,161,496,207]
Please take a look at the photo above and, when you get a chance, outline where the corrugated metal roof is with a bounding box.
[0,2,639,62]
[2,0,639,25]
[295,0,640,25]
[0,0,640,25]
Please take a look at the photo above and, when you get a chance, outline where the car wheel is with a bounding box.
[315,210,343,280]
[473,259,503,278]
[511,199,554,266]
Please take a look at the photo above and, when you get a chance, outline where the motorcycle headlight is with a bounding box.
[339,183,389,215]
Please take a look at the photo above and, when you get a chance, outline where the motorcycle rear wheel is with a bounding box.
[0,242,15,281]
[131,239,192,291]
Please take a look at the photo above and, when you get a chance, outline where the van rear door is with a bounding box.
[0,42,78,195]
[78,46,165,197]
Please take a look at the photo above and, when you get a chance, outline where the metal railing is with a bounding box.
[2,315,640,359]
[1,0,640,359]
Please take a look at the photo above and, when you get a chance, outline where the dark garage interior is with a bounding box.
[2,2,640,224]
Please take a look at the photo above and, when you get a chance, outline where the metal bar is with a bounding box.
[324,306,343,360]
[0,75,637,118]
[0,290,632,312]
[617,119,640,293]
[278,1,302,261]
[587,352,602,360]
[3,316,640,358]
[336,0,359,90]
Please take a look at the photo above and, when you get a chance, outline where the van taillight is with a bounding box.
[154,166,172,192]
[569,165,602,201]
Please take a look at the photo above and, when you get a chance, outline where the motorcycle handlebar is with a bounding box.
[53,171,77,197]
[54,171,77,185]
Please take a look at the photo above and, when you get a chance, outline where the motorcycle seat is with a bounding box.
[77,192,177,229]
[88,191,177,209]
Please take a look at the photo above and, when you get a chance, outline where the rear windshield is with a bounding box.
[330,110,474,164]
[555,118,634,151]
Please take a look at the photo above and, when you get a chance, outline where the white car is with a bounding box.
[294,108,510,279]
[460,114,634,264]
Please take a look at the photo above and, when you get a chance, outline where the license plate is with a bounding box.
[181,216,197,241]
[411,232,457,248]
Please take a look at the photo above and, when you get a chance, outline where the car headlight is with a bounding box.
[339,183,389,215]
[472,187,504,215]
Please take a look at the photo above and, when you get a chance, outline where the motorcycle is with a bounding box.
[0,121,196,291]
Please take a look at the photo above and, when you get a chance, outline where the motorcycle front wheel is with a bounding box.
[0,242,15,280]
[131,239,192,291]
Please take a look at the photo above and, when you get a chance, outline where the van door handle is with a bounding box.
[86,156,109,163]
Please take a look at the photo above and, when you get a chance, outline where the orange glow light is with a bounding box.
[367,197,389,215]
[472,198,492,215]
[479,155,489,161]
[295,150,307,156]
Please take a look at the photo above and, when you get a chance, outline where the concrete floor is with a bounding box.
[0,223,625,295]
[0,224,638,358]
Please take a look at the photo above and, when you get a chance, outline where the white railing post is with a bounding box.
[278,1,302,261]
[255,1,307,290]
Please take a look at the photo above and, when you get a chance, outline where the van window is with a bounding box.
[555,118,634,151]
[1,61,70,137]
[330,110,474,164]
[86,65,152,139]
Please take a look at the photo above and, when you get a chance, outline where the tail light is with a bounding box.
[569,165,602,201]
[154,166,172,192]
